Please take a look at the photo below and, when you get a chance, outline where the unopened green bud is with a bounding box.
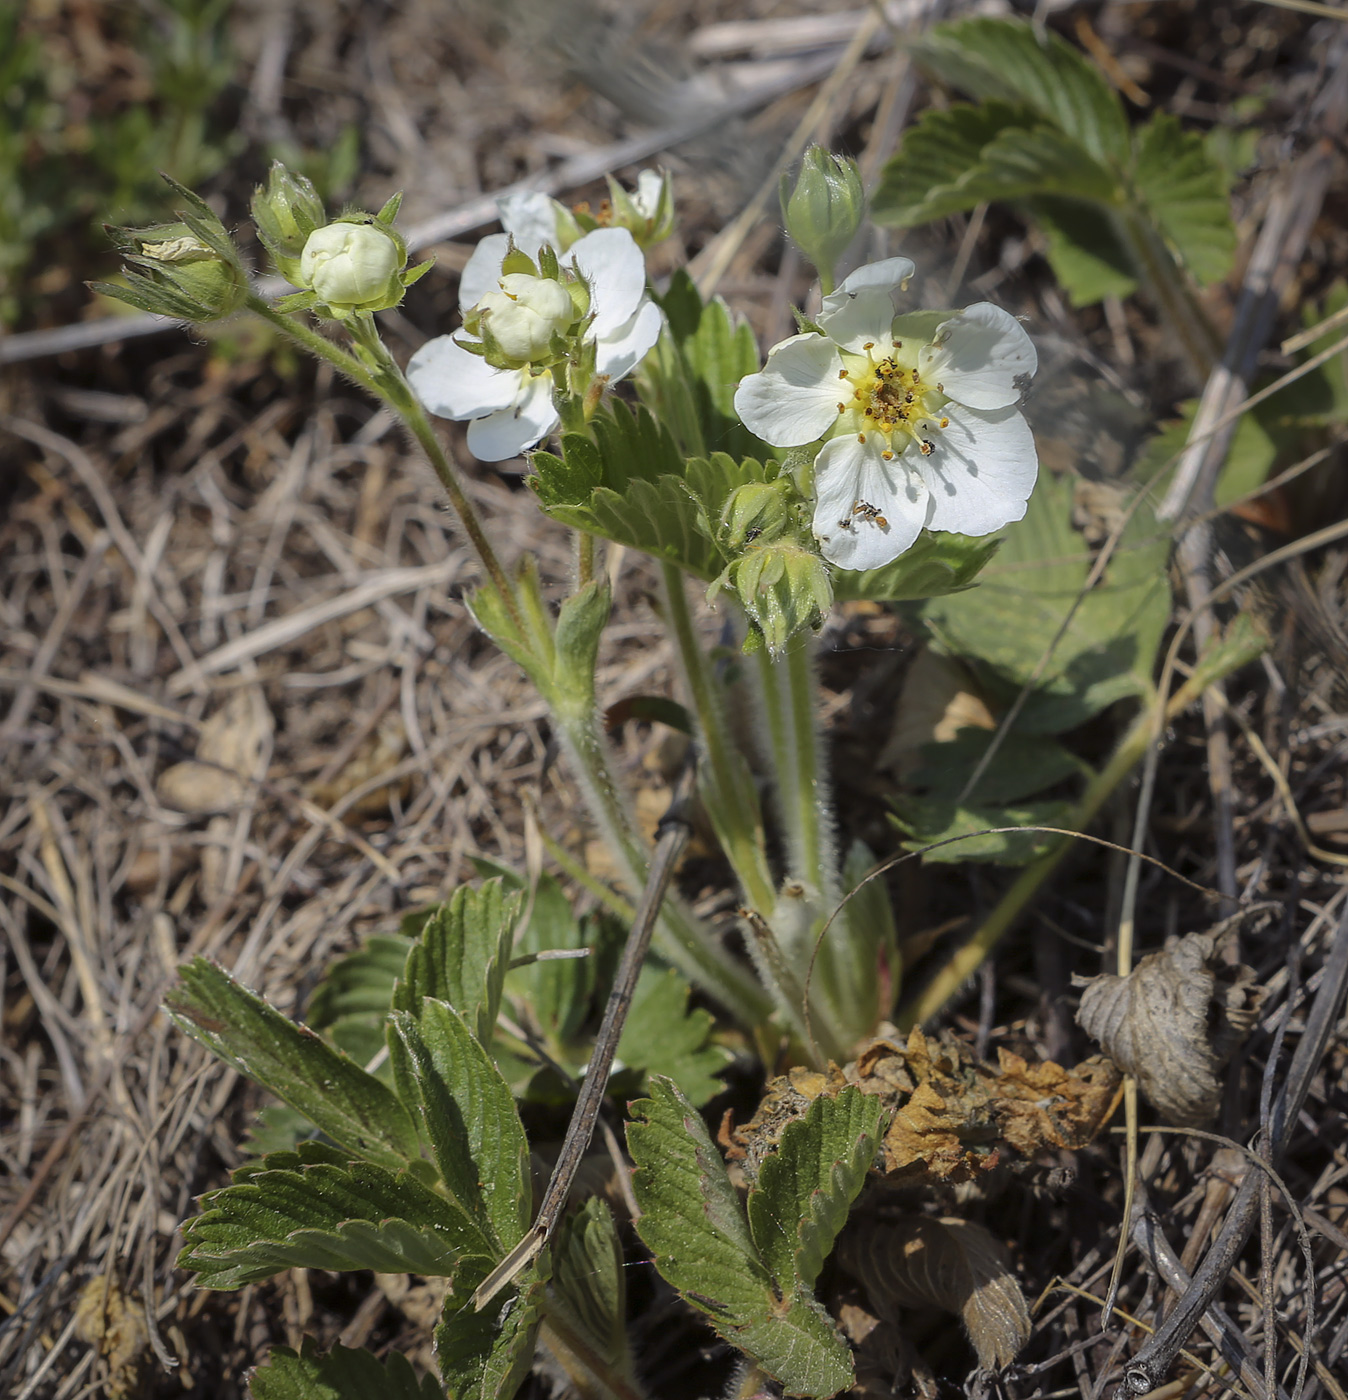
[780,145,866,293]
[717,541,833,656]
[299,217,408,314]
[601,169,675,249]
[720,480,793,550]
[252,162,326,283]
[95,218,248,321]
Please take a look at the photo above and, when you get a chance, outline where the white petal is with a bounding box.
[920,302,1037,411]
[915,403,1038,535]
[460,233,509,311]
[595,300,664,381]
[408,336,519,420]
[568,228,647,340]
[464,373,559,461]
[818,256,916,352]
[733,333,843,446]
[813,435,928,571]
[497,192,560,259]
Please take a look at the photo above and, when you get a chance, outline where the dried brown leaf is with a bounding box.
[728,1031,1121,1192]
[73,1277,149,1399]
[1075,931,1264,1126]
[156,688,273,813]
[838,1216,1031,1370]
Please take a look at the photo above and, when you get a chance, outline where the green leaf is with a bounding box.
[914,17,1130,166]
[830,841,900,1035]
[907,728,1086,806]
[532,410,775,580]
[550,1199,633,1381]
[1133,111,1236,286]
[920,471,1171,734]
[1027,194,1137,304]
[873,102,1036,225]
[639,270,770,460]
[831,531,999,602]
[248,1337,441,1400]
[616,967,731,1108]
[180,1141,493,1288]
[436,1274,543,1400]
[890,795,1075,866]
[393,880,522,1047]
[309,935,410,1029]
[166,959,420,1170]
[747,1087,885,1292]
[390,1001,531,1251]
[1186,612,1268,693]
[628,1079,854,1397]
[504,873,595,1049]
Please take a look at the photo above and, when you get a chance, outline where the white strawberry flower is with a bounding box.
[734,257,1039,571]
[408,226,662,462]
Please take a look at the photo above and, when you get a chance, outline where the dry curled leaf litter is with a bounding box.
[1075,930,1264,1126]
[838,1215,1032,1371]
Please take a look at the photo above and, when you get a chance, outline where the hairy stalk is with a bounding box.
[660,564,776,913]
[751,635,851,1059]
[548,696,771,1025]
[539,1313,648,1400]
[900,667,1216,1029]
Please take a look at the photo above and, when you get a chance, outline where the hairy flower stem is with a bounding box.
[549,691,770,1025]
[660,565,776,914]
[539,1314,648,1400]
[752,636,851,1061]
[899,667,1219,1029]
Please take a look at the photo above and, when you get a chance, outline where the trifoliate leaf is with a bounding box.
[914,17,1130,167]
[436,1274,544,1400]
[248,1337,441,1400]
[180,1141,493,1288]
[166,959,420,1171]
[1133,111,1236,287]
[920,470,1171,734]
[628,1078,856,1397]
[747,1086,885,1292]
[390,1001,531,1251]
[616,967,731,1108]
[392,880,521,1047]
[309,935,410,1029]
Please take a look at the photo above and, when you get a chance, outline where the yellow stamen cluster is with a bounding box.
[834,339,950,458]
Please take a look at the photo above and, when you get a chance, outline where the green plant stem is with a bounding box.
[660,564,776,914]
[548,693,771,1026]
[1113,205,1222,384]
[249,296,524,630]
[899,669,1215,1029]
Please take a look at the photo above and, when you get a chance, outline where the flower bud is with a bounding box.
[718,542,833,656]
[96,219,248,321]
[720,480,794,551]
[252,161,326,283]
[299,218,408,313]
[602,169,675,249]
[780,145,865,292]
[476,273,576,363]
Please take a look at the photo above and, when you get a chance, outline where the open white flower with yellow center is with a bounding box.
[408,226,662,462]
[734,257,1039,570]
